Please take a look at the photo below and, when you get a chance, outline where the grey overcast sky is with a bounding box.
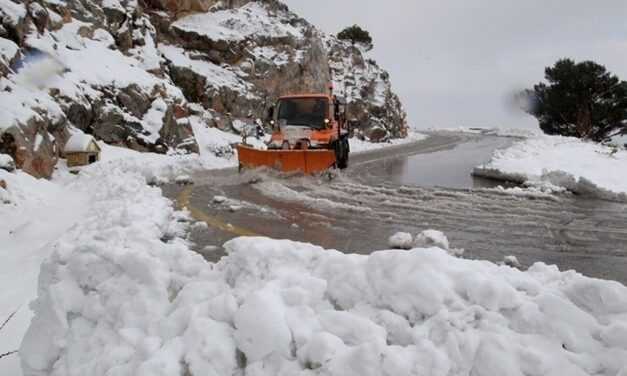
[283,0,627,130]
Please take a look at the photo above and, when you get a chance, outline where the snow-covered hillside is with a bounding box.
[474,134,627,201]
[0,0,408,179]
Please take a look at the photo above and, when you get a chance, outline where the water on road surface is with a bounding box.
[165,132,627,285]
[350,134,512,189]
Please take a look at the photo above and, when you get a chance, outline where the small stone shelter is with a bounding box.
[64,134,101,167]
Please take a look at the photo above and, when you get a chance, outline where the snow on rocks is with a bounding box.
[0,37,19,66]
[474,134,627,201]
[212,195,228,204]
[387,231,413,250]
[171,2,302,43]
[159,44,253,95]
[22,229,627,376]
[228,205,242,212]
[414,229,465,257]
[414,229,450,250]
[0,0,27,26]
[503,255,522,269]
[91,121,242,184]
[174,174,193,185]
[0,152,15,171]
[609,133,627,148]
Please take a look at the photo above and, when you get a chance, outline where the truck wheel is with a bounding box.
[335,139,349,169]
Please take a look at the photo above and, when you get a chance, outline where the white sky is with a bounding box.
[283,0,627,130]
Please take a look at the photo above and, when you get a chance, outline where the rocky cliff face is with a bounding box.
[0,0,408,178]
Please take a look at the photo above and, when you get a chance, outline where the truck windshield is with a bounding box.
[277,98,328,129]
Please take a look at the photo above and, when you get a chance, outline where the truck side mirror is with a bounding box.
[267,106,274,120]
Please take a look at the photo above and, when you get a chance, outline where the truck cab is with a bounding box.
[267,94,349,168]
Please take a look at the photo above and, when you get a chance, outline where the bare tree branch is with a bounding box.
[0,308,21,361]
[0,350,17,360]
[0,307,20,333]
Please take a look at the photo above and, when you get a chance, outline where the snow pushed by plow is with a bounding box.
[474,134,627,202]
[20,177,627,376]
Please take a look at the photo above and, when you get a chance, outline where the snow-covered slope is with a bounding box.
[0,0,408,179]
[474,134,627,201]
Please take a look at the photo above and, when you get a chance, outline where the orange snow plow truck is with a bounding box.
[237,88,350,174]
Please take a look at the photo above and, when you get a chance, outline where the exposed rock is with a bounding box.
[28,2,49,34]
[0,0,28,45]
[159,104,199,153]
[65,100,94,131]
[0,179,6,189]
[91,103,142,145]
[1,0,408,180]
[328,39,408,138]
[1,118,58,179]
[167,64,210,105]
[367,126,389,143]
[116,84,152,118]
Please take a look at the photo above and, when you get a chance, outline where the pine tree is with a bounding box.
[521,59,627,141]
[337,25,373,51]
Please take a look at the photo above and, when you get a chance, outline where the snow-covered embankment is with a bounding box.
[474,135,627,201]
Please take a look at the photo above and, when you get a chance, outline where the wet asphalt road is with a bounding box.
[164,132,627,285]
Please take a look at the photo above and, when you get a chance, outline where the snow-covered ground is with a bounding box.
[4,125,627,375]
[474,134,627,201]
[0,124,430,375]
[3,132,627,376]
[349,130,426,154]
[19,215,627,376]
[0,123,239,375]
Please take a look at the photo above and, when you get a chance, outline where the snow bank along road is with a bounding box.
[166,132,627,286]
[13,132,627,376]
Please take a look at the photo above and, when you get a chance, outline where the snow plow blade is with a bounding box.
[237,144,336,174]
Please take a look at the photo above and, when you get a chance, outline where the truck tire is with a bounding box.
[335,138,349,169]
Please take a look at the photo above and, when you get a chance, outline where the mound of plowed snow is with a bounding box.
[474,135,627,201]
[20,177,627,375]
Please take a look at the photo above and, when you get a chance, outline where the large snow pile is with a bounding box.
[474,134,627,201]
[0,168,90,375]
[21,209,627,375]
[0,123,249,375]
